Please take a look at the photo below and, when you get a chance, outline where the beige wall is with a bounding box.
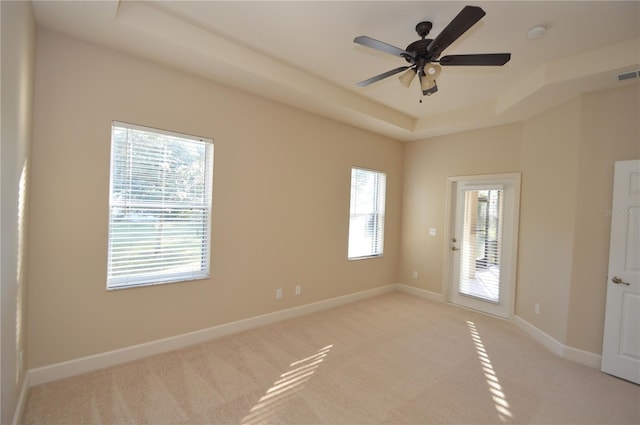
[28,30,403,368]
[400,123,522,294]
[1,1,36,423]
[566,85,640,353]
[517,97,582,342]
[401,83,639,354]
[518,85,639,351]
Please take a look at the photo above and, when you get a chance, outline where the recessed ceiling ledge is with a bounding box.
[496,65,547,115]
[116,1,415,135]
[497,38,640,116]
[413,100,500,138]
[545,38,640,85]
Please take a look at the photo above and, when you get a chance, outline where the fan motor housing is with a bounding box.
[403,21,437,64]
[406,39,432,57]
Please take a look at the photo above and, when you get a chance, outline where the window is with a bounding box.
[107,121,214,289]
[348,167,386,259]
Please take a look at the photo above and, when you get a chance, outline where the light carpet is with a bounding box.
[22,292,640,424]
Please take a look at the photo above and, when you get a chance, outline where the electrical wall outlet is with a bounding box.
[295,284,301,295]
[534,303,540,314]
[276,288,283,299]
[412,271,418,279]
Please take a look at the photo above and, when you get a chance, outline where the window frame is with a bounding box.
[106,121,214,290]
[347,166,387,260]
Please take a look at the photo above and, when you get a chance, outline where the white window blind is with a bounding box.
[107,121,214,289]
[348,167,386,259]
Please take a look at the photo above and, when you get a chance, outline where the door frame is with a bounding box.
[442,173,521,318]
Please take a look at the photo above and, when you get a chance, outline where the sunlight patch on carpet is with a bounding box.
[467,321,513,422]
[242,344,333,423]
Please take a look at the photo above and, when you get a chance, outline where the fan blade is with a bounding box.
[354,36,413,59]
[357,66,411,87]
[439,53,511,66]
[428,5,486,58]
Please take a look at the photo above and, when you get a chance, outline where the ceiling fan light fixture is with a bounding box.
[398,68,416,87]
[421,76,436,92]
[424,63,442,80]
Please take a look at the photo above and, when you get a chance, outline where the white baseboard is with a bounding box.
[28,284,396,386]
[26,286,601,390]
[512,315,601,369]
[12,374,30,425]
[564,345,602,369]
[511,315,565,357]
[396,283,445,303]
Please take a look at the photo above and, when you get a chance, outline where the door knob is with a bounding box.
[451,246,460,251]
[612,276,630,285]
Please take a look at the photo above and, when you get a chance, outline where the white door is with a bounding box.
[448,174,520,318]
[601,159,640,384]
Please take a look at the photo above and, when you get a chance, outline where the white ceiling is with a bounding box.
[32,1,640,141]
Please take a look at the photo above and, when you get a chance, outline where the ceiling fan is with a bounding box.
[354,5,511,98]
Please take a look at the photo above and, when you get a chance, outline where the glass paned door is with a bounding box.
[448,174,520,319]
[458,189,503,303]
